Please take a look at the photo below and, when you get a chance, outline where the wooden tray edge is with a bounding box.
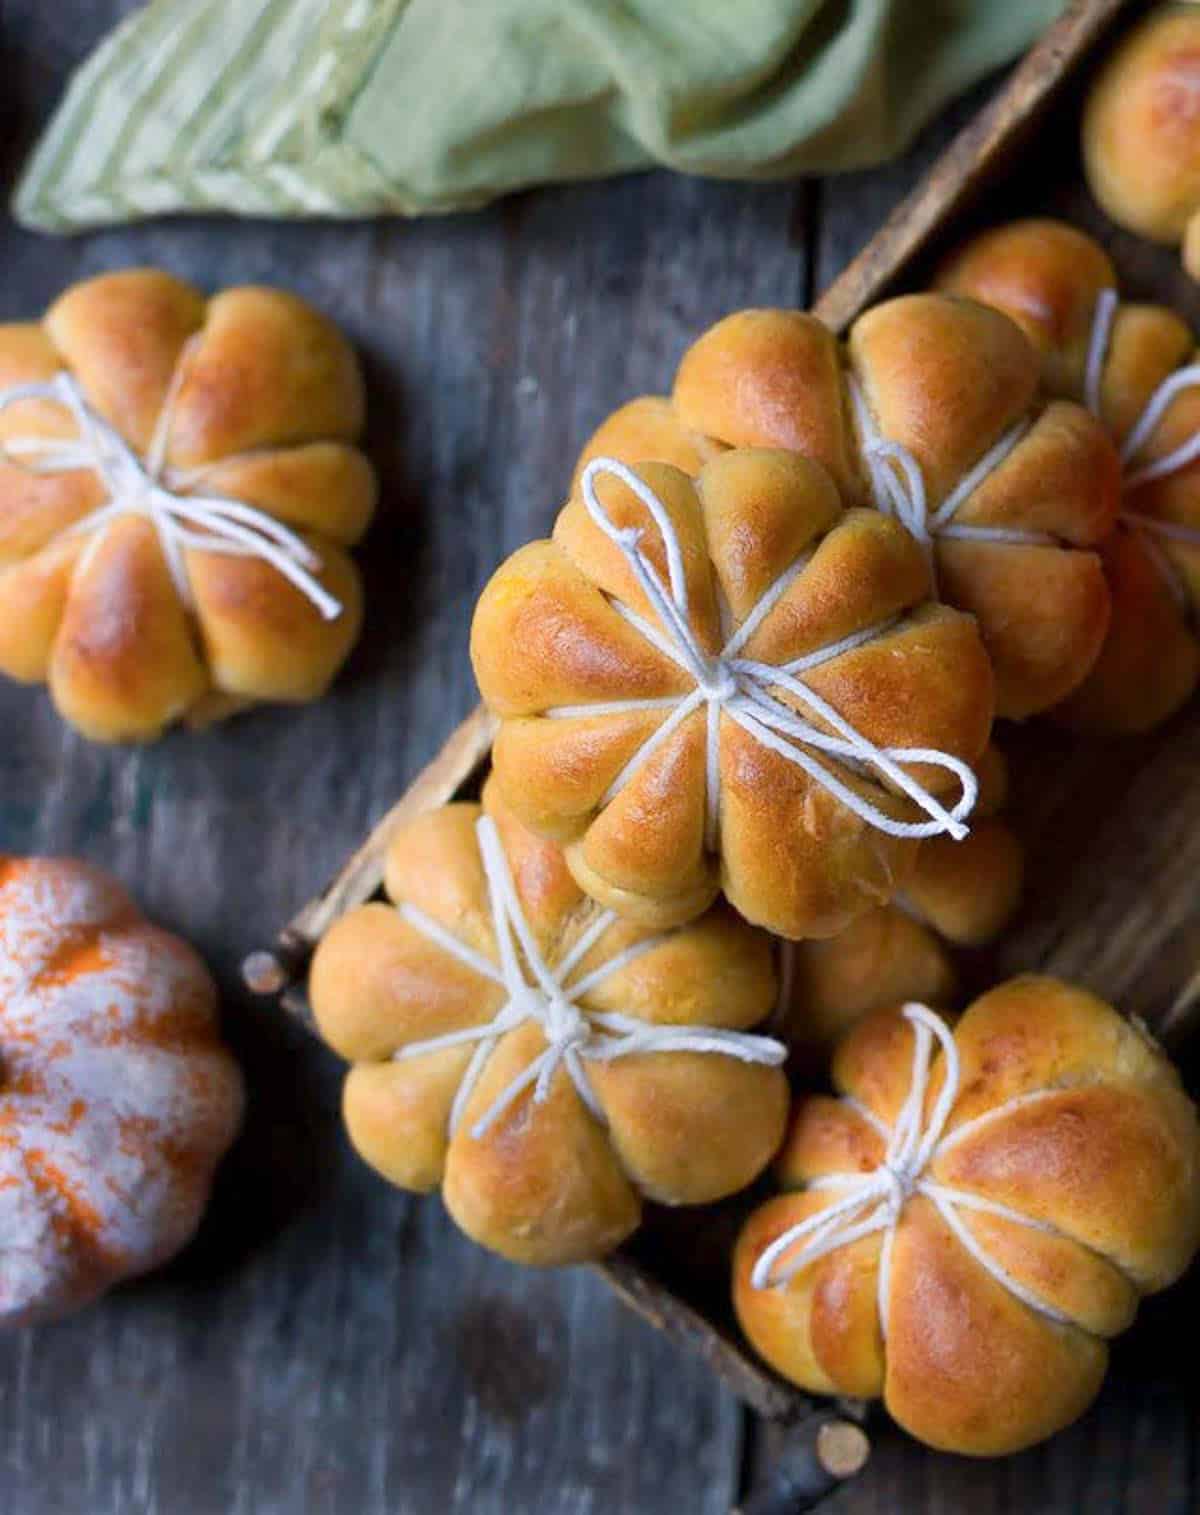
[813,0,1131,331]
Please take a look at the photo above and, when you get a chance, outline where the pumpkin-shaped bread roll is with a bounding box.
[777,744,1022,1055]
[735,978,1200,1456]
[1083,5,1200,278]
[0,856,243,1325]
[309,778,789,1266]
[0,269,375,742]
[471,449,994,938]
[937,218,1200,730]
[671,296,1120,718]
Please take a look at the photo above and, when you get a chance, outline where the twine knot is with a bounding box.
[550,458,978,854]
[877,1158,915,1221]
[540,990,590,1049]
[393,814,786,1141]
[697,657,738,704]
[0,364,342,620]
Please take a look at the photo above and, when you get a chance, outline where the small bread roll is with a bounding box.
[1083,6,1200,273]
[310,779,788,1266]
[735,978,1200,1455]
[0,270,374,742]
[472,450,994,938]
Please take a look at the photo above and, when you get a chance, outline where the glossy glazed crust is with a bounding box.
[901,817,1023,948]
[472,451,994,938]
[935,219,1118,400]
[0,856,243,1326]
[0,270,374,742]
[776,745,1022,1055]
[308,779,788,1266]
[669,297,1118,718]
[776,908,958,1059]
[571,396,723,489]
[1054,527,1200,732]
[734,978,1200,1455]
[1083,6,1200,247]
[935,218,1200,729]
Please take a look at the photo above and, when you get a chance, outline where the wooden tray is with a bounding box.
[245,1,1200,1505]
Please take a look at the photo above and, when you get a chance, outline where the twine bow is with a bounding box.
[1085,288,1200,607]
[751,1003,1072,1333]
[393,814,786,1141]
[544,459,977,853]
[846,378,1053,593]
[0,365,341,619]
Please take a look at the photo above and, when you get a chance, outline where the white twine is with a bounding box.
[545,458,977,854]
[847,377,1052,592]
[750,1002,1073,1335]
[0,365,341,619]
[1085,288,1200,603]
[392,814,786,1142]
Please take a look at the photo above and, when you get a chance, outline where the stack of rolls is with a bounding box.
[308,277,1200,1459]
[569,305,1056,1050]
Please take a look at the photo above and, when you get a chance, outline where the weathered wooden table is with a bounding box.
[1,4,1197,1511]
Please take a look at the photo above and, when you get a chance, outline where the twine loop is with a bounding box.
[0,364,341,619]
[393,814,786,1142]
[545,458,977,854]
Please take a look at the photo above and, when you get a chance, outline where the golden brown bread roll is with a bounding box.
[471,449,994,938]
[734,977,1200,1455]
[936,218,1200,731]
[669,297,1119,719]
[0,269,374,742]
[309,777,789,1266]
[776,743,1022,1054]
[1083,6,1200,276]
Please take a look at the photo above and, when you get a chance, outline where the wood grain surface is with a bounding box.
[0,1,1196,1512]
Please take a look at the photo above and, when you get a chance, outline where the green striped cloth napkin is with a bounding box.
[14,0,1064,233]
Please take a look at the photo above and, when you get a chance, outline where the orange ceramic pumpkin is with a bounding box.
[0,856,243,1325]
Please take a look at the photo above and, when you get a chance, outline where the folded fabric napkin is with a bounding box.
[14,0,1064,233]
